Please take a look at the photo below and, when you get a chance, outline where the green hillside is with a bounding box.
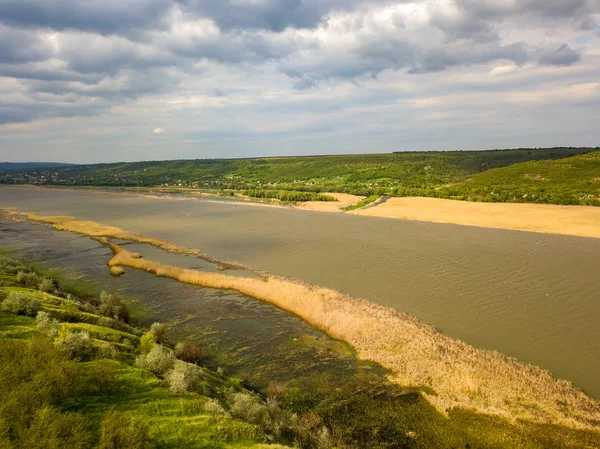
[1,149,595,204]
[0,254,291,449]
[400,151,600,206]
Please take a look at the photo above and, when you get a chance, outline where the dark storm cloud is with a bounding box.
[0,25,54,63]
[538,44,581,66]
[0,0,173,35]
[176,0,392,32]
[408,43,529,74]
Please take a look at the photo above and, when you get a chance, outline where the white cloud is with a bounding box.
[0,0,599,161]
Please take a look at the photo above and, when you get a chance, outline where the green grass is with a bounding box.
[343,194,380,211]
[243,190,336,203]
[0,255,288,449]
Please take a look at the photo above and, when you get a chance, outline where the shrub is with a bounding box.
[165,360,204,394]
[36,311,61,338]
[88,360,119,393]
[204,398,227,418]
[99,291,130,322]
[227,392,270,428]
[16,270,40,288]
[1,291,41,316]
[149,322,166,343]
[135,345,175,376]
[139,333,156,354]
[174,342,204,363]
[96,410,153,449]
[266,381,286,399]
[54,330,92,360]
[38,278,54,293]
[17,405,91,449]
[97,343,118,360]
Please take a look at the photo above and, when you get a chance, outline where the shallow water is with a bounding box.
[0,217,370,386]
[1,186,599,397]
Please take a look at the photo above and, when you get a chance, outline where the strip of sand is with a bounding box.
[350,197,600,238]
[295,192,365,212]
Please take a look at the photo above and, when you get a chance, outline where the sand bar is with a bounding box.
[350,197,600,238]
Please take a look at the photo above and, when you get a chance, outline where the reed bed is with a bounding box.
[7,210,600,430]
[7,212,250,271]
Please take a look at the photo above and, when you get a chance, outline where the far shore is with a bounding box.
[4,185,599,239]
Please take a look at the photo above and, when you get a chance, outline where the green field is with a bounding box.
[2,147,598,206]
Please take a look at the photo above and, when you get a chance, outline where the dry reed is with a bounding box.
[6,209,600,430]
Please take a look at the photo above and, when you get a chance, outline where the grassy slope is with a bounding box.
[2,148,597,205]
[0,258,288,449]
[435,151,600,206]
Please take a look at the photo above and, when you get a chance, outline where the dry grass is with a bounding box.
[6,209,600,431]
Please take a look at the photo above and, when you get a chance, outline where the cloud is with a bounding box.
[152,128,165,134]
[0,0,598,147]
[538,44,582,66]
[0,0,174,35]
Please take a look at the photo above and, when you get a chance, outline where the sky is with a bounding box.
[0,0,599,163]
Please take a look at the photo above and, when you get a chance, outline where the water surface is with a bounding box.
[1,186,599,397]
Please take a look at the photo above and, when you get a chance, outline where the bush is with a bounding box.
[96,410,153,449]
[88,360,119,393]
[135,345,175,376]
[36,311,61,338]
[16,405,91,449]
[99,291,130,322]
[139,333,156,354]
[165,360,204,394]
[227,392,270,428]
[16,271,40,288]
[96,343,118,360]
[149,323,166,344]
[1,291,41,316]
[174,342,204,363]
[54,330,92,360]
[38,278,54,293]
[204,398,227,418]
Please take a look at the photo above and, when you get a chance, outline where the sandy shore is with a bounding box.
[295,192,365,212]
[350,197,600,238]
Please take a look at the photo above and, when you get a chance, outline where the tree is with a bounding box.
[149,323,166,344]
[99,292,130,322]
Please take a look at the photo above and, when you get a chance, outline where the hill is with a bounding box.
[404,151,600,206]
[0,148,598,206]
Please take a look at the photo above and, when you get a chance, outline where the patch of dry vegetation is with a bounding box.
[6,210,600,432]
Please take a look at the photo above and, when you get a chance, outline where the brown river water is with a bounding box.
[1,186,599,397]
